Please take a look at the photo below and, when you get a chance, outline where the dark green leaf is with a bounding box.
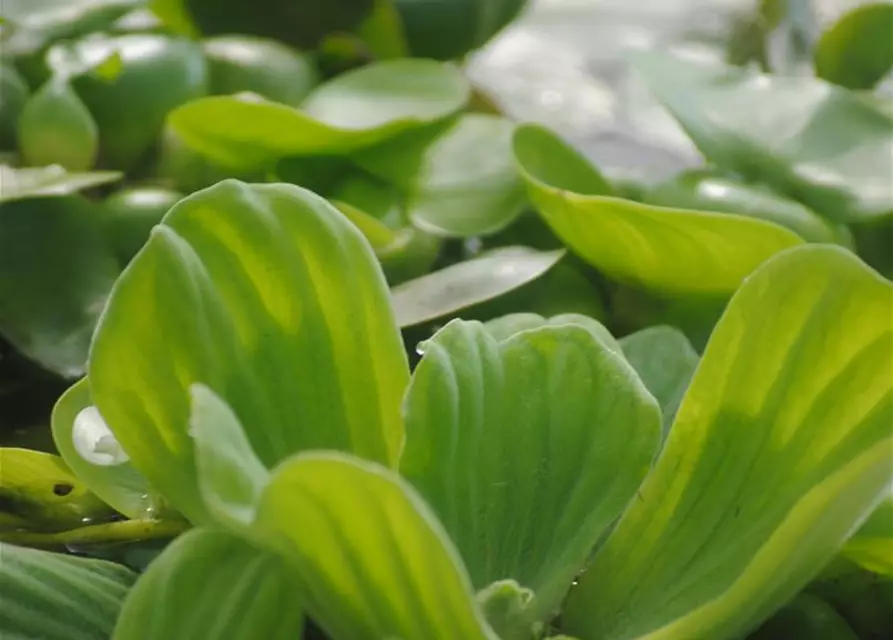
[0,542,136,640]
[814,3,893,90]
[0,196,119,377]
[394,0,529,60]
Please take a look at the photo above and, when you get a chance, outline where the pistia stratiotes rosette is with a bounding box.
[5,180,885,640]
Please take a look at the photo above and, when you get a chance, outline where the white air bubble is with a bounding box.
[73,406,129,466]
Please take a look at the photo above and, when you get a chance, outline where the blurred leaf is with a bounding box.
[645,170,852,245]
[814,2,893,90]
[101,186,183,264]
[514,124,802,297]
[18,77,98,171]
[633,52,893,222]
[809,560,893,639]
[248,452,498,639]
[354,114,525,237]
[0,448,114,532]
[0,542,135,640]
[401,320,660,619]
[749,593,859,640]
[619,326,699,436]
[114,528,304,639]
[51,378,156,520]
[842,493,893,576]
[170,59,469,171]
[201,35,320,107]
[0,196,119,377]
[0,164,121,203]
[476,580,537,640]
[0,64,30,148]
[155,0,374,49]
[564,246,893,639]
[89,181,409,523]
[0,0,141,58]
[393,0,529,60]
[355,0,409,60]
[51,33,209,171]
[391,246,564,327]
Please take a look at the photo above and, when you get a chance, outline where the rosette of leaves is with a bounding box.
[5,180,888,640]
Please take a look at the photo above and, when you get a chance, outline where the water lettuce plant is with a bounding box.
[0,180,888,639]
[1,2,891,639]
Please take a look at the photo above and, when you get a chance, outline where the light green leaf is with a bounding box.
[355,0,410,60]
[814,2,893,90]
[392,246,565,327]
[354,114,526,237]
[645,170,852,246]
[89,180,409,523]
[563,245,893,640]
[476,580,537,640]
[0,164,121,203]
[250,452,498,639]
[0,196,119,377]
[114,528,303,640]
[169,59,469,171]
[842,492,893,576]
[189,384,268,528]
[633,52,893,222]
[0,542,136,640]
[483,312,619,354]
[401,320,661,619]
[51,378,156,520]
[619,326,699,435]
[514,123,803,297]
[0,447,114,532]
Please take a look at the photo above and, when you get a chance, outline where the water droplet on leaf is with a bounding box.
[73,406,130,466]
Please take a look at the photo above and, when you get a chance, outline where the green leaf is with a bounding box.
[55,33,209,171]
[189,385,268,528]
[400,320,661,619]
[842,493,893,576]
[0,196,120,377]
[89,181,409,523]
[476,580,537,640]
[633,52,893,222]
[483,312,619,354]
[393,0,529,60]
[619,326,700,435]
[514,124,802,297]
[392,246,565,327]
[354,114,526,237]
[51,378,157,520]
[563,245,893,640]
[0,448,114,532]
[0,542,136,640]
[17,77,98,171]
[809,560,893,639]
[249,452,498,639]
[201,35,320,107]
[814,3,893,90]
[169,59,469,171]
[749,593,859,640]
[0,0,141,58]
[113,528,304,640]
[354,0,410,60]
[0,164,121,203]
[0,63,30,148]
[158,0,373,49]
[645,170,852,246]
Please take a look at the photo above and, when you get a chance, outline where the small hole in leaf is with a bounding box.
[53,483,74,496]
